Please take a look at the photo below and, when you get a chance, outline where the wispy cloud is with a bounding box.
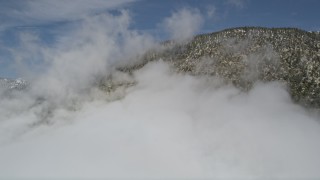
[160,8,204,42]
[206,5,217,19]
[226,0,248,9]
[0,0,136,29]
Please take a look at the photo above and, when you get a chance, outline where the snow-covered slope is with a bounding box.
[0,78,27,91]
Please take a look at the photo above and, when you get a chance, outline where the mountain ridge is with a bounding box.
[2,27,320,108]
[117,27,320,108]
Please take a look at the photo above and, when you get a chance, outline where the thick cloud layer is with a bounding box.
[1,9,320,179]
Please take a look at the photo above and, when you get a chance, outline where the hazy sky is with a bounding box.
[0,0,319,77]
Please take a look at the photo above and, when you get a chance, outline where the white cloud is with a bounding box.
[161,8,204,42]
[2,10,155,116]
[1,4,320,179]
